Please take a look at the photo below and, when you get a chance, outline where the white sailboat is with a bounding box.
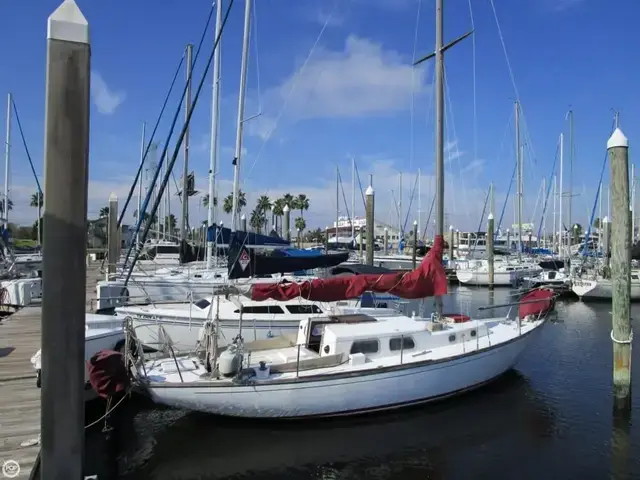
[120,0,554,419]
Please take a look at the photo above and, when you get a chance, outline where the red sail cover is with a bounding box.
[518,289,555,318]
[251,235,448,302]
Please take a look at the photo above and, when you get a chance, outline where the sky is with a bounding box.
[1,0,639,237]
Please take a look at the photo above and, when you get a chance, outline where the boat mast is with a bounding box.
[335,165,339,244]
[230,0,252,232]
[4,93,11,229]
[568,110,574,245]
[433,0,444,314]
[137,122,146,245]
[399,172,403,239]
[515,101,522,260]
[180,44,193,243]
[207,0,223,268]
[598,180,602,253]
[351,157,355,239]
[552,175,557,253]
[631,163,636,243]
[559,132,564,258]
[418,167,422,235]
[542,177,546,248]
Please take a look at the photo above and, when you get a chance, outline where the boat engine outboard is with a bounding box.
[218,344,243,376]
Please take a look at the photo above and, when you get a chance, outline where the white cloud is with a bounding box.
[246,35,428,140]
[90,71,125,115]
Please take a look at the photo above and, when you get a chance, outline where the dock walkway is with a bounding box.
[0,266,102,478]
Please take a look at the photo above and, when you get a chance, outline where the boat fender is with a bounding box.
[219,346,243,376]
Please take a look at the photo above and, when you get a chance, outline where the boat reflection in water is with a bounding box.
[107,371,556,479]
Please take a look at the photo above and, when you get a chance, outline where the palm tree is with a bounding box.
[223,190,247,215]
[0,198,13,216]
[281,193,294,208]
[256,195,271,217]
[201,194,217,208]
[295,194,309,219]
[294,216,306,232]
[99,206,109,218]
[164,214,177,232]
[250,207,267,234]
[30,191,44,208]
[272,198,285,235]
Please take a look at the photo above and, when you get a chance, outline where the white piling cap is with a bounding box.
[48,0,89,44]
[603,216,609,223]
[449,225,454,231]
[413,219,418,226]
[283,204,290,212]
[365,185,374,196]
[240,214,246,220]
[488,213,494,220]
[109,192,117,202]
[607,128,629,150]
[219,221,224,226]
[384,227,388,231]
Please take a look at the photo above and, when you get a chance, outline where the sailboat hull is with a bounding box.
[142,320,544,419]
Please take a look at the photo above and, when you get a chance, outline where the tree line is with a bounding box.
[201,192,310,235]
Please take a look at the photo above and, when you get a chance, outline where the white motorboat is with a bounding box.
[521,270,571,290]
[31,313,125,401]
[131,289,552,418]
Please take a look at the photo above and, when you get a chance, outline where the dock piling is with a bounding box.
[448,225,454,266]
[107,193,118,276]
[383,227,388,256]
[412,220,418,269]
[41,0,90,477]
[607,127,633,411]
[488,213,494,289]
[365,185,374,265]
[283,204,290,242]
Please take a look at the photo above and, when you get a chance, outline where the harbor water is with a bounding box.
[86,286,640,479]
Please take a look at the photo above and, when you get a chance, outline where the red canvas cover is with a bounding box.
[87,349,130,399]
[251,235,448,302]
[518,289,554,318]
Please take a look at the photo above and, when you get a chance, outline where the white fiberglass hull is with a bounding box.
[572,277,640,300]
[143,320,544,418]
[456,270,516,286]
[31,314,124,400]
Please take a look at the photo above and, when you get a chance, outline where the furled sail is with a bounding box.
[251,236,448,302]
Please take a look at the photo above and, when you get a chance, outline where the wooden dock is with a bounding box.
[0,266,103,478]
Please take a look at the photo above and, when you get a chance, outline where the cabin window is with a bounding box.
[194,299,211,309]
[233,306,284,314]
[156,246,179,254]
[286,305,323,314]
[448,334,456,342]
[389,336,415,351]
[350,339,379,355]
[633,275,639,280]
[470,329,477,337]
[548,271,556,280]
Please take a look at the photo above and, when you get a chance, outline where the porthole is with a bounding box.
[470,330,477,337]
[324,345,330,354]
[448,334,456,342]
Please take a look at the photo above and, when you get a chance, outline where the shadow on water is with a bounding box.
[94,371,557,480]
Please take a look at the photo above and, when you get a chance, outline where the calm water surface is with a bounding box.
[87,287,640,479]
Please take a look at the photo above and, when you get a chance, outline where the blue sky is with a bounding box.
[1,0,638,234]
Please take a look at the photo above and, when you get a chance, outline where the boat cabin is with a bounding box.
[295,314,487,363]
